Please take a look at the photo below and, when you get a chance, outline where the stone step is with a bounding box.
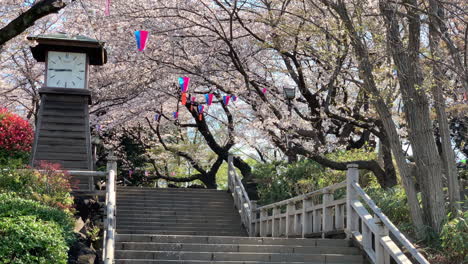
[117,187,226,193]
[117,198,234,204]
[114,250,363,262]
[116,213,240,219]
[116,224,245,231]
[115,216,242,223]
[117,189,230,195]
[116,219,241,225]
[117,204,237,213]
[115,242,361,255]
[117,203,235,209]
[115,261,356,264]
[116,209,239,216]
[116,230,247,236]
[116,235,351,247]
[117,200,234,206]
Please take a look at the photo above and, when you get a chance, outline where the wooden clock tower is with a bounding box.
[28,34,107,170]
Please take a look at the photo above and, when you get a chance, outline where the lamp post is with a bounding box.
[283,87,296,115]
[283,87,296,163]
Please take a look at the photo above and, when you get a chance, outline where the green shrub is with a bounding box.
[440,210,468,263]
[0,216,68,264]
[0,161,75,212]
[0,193,75,245]
[253,159,344,205]
[365,186,415,234]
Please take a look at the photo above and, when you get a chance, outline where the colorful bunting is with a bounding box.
[198,105,205,113]
[231,95,238,102]
[190,96,197,111]
[173,111,179,119]
[179,77,190,93]
[104,0,111,16]
[198,105,205,120]
[134,30,149,51]
[154,113,161,122]
[223,95,231,106]
[205,94,214,106]
[262,88,267,94]
[181,92,187,105]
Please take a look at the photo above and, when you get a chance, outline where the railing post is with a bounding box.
[302,198,313,238]
[228,155,234,192]
[374,215,390,264]
[346,164,359,239]
[322,188,334,237]
[250,200,257,237]
[286,202,295,237]
[104,152,117,263]
[259,208,268,237]
[272,206,280,237]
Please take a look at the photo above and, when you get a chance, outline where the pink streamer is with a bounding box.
[105,0,110,16]
[138,31,149,51]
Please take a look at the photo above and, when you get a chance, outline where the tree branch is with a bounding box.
[0,0,70,48]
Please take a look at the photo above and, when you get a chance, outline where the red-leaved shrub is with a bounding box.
[0,108,34,157]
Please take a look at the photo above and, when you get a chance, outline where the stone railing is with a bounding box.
[227,155,254,236]
[252,181,346,238]
[346,165,429,264]
[227,156,430,264]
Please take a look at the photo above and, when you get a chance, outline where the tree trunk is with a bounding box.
[428,0,461,213]
[199,173,217,189]
[323,0,425,237]
[378,130,398,188]
[380,0,445,232]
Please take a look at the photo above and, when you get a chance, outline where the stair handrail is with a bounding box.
[346,164,429,264]
[239,161,429,264]
[103,153,118,264]
[227,155,254,235]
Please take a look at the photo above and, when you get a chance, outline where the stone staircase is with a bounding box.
[114,187,364,263]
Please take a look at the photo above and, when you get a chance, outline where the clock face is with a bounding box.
[46,51,87,89]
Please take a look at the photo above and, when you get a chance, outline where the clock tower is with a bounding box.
[28,33,107,171]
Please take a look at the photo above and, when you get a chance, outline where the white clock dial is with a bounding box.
[46,51,87,89]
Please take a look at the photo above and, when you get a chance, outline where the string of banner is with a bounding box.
[133,30,267,123]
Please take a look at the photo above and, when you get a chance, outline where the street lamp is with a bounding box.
[282,87,296,163]
[283,87,296,101]
[283,87,296,115]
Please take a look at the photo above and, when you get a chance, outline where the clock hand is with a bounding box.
[49,69,72,72]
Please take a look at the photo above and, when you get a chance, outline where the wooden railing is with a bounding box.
[227,157,429,264]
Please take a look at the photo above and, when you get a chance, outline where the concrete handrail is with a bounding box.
[227,155,253,235]
[346,164,430,264]
[103,154,118,264]
[351,181,430,264]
